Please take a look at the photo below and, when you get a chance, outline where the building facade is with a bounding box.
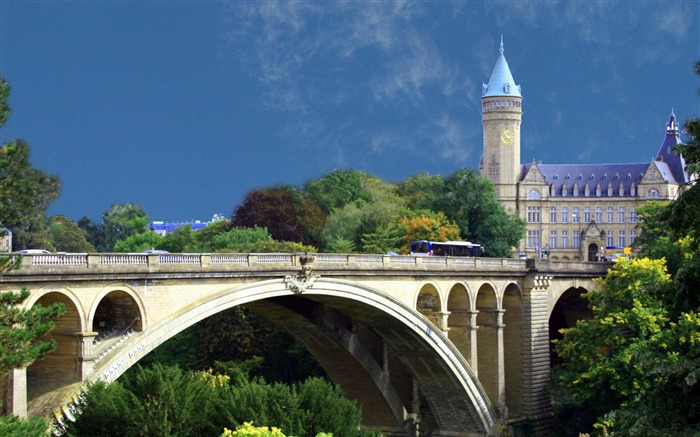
[480,40,689,261]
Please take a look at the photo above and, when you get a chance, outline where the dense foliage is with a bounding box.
[552,96,700,435]
[63,364,373,437]
[0,77,65,432]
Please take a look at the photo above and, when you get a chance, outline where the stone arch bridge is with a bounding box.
[0,252,607,435]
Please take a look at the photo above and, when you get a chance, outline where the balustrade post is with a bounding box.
[87,254,100,268]
[146,254,160,266]
[200,254,211,267]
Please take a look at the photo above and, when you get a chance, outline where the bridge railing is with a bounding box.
[10,252,533,272]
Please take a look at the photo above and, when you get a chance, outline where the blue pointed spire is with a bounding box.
[482,36,521,98]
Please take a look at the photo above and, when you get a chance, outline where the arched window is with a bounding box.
[573,184,579,197]
[647,188,660,198]
[596,184,602,197]
[631,184,636,196]
[550,184,556,197]
[527,189,541,199]
[619,182,625,197]
[562,184,568,197]
[607,184,613,197]
[584,184,590,197]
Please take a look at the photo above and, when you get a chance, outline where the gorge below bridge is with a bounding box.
[0,252,608,436]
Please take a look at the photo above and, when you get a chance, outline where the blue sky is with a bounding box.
[1,1,698,222]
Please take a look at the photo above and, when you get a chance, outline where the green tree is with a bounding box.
[101,203,149,252]
[65,365,221,437]
[48,215,95,253]
[1,140,61,251]
[398,172,446,211]
[423,169,524,257]
[304,169,375,215]
[0,415,49,437]
[297,377,362,436]
[76,217,106,252]
[553,255,700,436]
[160,224,198,253]
[113,231,163,253]
[0,78,64,433]
[66,364,369,437]
[191,219,233,252]
[1,289,66,407]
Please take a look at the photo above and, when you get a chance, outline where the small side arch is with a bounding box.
[87,284,148,336]
[414,281,443,328]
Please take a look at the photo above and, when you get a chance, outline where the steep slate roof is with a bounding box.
[523,162,649,196]
[654,111,687,184]
[520,112,689,194]
[482,37,521,98]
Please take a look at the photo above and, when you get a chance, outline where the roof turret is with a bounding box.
[482,36,521,98]
[655,110,688,184]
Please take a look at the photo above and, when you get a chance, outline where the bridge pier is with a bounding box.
[477,309,507,417]
[520,283,556,428]
[5,367,27,417]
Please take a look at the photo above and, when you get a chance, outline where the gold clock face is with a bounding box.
[500,128,514,146]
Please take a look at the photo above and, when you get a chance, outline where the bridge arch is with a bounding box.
[414,281,444,330]
[24,288,85,393]
[446,281,476,379]
[88,284,147,336]
[87,277,497,435]
[502,282,524,417]
[549,286,593,366]
[24,286,86,331]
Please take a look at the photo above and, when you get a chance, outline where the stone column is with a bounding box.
[467,310,479,375]
[78,332,98,378]
[495,309,507,417]
[438,311,451,337]
[7,367,27,417]
[477,309,507,416]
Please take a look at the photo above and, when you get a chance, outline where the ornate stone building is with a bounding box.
[480,40,689,261]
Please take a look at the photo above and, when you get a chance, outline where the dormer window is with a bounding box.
[562,184,568,197]
[631,184,636,196]
[573,184,579,197]
[591,173,595,179]
[615,173,620,179]
[596,184,602,197]
[553,174,559,180]
[608,184,613,196]
[550,184,556,197]
[584,184,590,197]
[619,182,625,197]
[578,173,583,179]
[527,189,541,199]
[627,173,632,179]
[504,83,511,94]
[603,173,608,179]
[566,174,571,179]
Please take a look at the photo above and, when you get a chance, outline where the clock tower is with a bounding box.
[480,37,522,211]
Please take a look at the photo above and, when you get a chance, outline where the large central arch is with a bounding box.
[82,277,497,435]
